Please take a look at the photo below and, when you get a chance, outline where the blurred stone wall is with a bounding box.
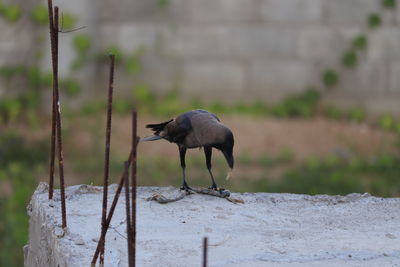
[1,0,400,113]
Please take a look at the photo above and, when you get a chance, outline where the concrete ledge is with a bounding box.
[25,183,400,266]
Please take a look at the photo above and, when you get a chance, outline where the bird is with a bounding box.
[141,109,234,191]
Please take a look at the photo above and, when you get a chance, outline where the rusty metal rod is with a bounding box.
[52,6,67,229]
[203,237,208,267]
[124,161,133,267]
[131,110,137,267]
[99,53,115,265]
[47,0,56,200]
[91,152,134,266]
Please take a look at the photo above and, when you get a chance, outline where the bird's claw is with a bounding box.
[180,185,193,193]
[209,185,225,192]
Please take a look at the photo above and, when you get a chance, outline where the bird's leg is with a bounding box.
[179,146,191,191]
[205,146,222,191]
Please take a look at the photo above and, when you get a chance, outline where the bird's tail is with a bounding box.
[140,135,162,142]
[146,119,173,135]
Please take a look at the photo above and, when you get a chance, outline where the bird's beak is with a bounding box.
[226,168,233,180]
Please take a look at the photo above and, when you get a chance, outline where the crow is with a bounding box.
[141,109,234,191]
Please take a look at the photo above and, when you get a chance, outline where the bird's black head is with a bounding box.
[220,129,234,169]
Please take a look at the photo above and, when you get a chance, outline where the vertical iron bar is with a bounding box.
[53,6,67,229]
[124,161,133,266]
[131,111,137,267]
[91,152,134,266]
[203,237,208,267]
[47,0,56,200]
[100,54,115,265]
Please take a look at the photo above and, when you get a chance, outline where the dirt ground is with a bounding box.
[109,114,397,161]
[14,113,397,187]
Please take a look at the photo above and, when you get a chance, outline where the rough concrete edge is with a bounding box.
[24,182,69,267]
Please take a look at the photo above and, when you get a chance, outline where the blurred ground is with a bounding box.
[12,113,398,186]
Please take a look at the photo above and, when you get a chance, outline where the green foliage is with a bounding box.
[106,45,123,63]
[349,107,365,123]
[324,105,343,120]
[322,70,339,88]
[0,131,48,168]
[71,35,91,71]
[0,4,22,23]
[61,78,81,96]
[81,101,106,115]
[60,12,76,30]
[276,148,295,163]
[238,153,253,165]
[73,34,91,54]
[271,88,320,118]
[125,55,141,74]
[31,4,48,25]
[263,152,400,196]
[208,101,229,115]
[0,65,24,81]
[341,50,358,68]
[125,48,145,74]
[133,84,155,105]
[394,121,400,135]
[113,99,132,115]
[352,35,368,51]
[378,113,394,130]
[0,98,21,123]
[270,164,363,195]
[368,14,381,28]
[158,0,170,8]
[0,131,48,266]
[382,0,396,8]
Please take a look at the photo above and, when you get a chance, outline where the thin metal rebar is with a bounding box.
[91,152,134,266]
[124,161,133,267]
[100,54,115,265]
[53,6,67,229]
[203,237,208,267]
[47,0,56,200]
[131,111,137,267]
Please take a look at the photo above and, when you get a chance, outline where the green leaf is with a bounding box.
[382,0,396,8]
[73,34,91,54]
[133,84,155,104]
[159,0,169,8]
[108,45,123,63]
[349,107,365,123]
[378,113,394,130]
[31,5,48,25]
[368,14,381,29]
[3,5,21,23]
[62,79,81,96]
[352,35,368,51]
[341,50,358,68]
[60,12,76,30]
[322,70,339,88]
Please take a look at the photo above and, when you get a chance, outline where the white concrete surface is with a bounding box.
[25,183,400,266]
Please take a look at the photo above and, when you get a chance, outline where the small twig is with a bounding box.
[58,12,86,33]
[146,191,188,204]
[109,226,127,240]
[191,187,231,198]
[59,26,86,33]
[146,187,244,204]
